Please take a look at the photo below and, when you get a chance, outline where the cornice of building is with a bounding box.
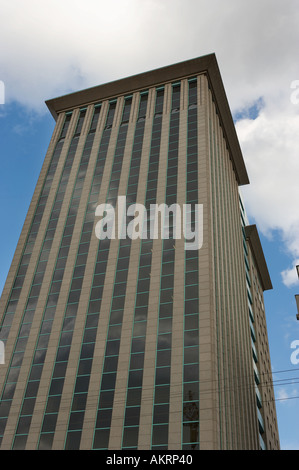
[46,53,249,185]
[245,224,273,291]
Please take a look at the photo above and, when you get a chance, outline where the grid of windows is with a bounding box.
[151,83,180,450]
[61,97,133,450]
[10,107,102,450]
[0,110,88,447]
[240,199,266,448]
[0,57,280,451]
[1,80,202,450]
[36,102,116,450]
[83,97,132,449]
[0,113,72,346]
[121,89,164,449]
[9,108,89,449]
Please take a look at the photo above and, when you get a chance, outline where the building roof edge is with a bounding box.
[45,53,249,185]
[245,224,273,291]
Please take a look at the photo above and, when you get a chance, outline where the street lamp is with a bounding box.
[296,266,299,320]
[296,265,299,279]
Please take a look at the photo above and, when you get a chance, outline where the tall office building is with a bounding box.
[0,54,279,450]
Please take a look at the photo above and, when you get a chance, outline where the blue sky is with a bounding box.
[259,233,299,450]
[1,0,299,450]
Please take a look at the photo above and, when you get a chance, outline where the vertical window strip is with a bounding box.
[182,79,199,450]
[151,83,180,450]
[92,95,149,450]
[208,94,225,448]
[218,122,239,447]
[121,89,163,449]
[239,197,264,446]
[214,102,237,448]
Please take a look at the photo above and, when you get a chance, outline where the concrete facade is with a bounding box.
[0,54,279,450]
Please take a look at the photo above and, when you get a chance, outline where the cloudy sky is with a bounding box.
[1,0,299,450]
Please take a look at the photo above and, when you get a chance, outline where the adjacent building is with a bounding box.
[0,54,280,449]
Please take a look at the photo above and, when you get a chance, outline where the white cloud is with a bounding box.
[237,104,299,229]
[277,388,291,403]
[276,387,298,404]
[1,0,299,283]
[237,99,299,287]
[281,261,299,288]
[1,0,298,111]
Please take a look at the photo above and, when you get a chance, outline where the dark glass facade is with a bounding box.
[0,79,200,450]
[0,55,279,450]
